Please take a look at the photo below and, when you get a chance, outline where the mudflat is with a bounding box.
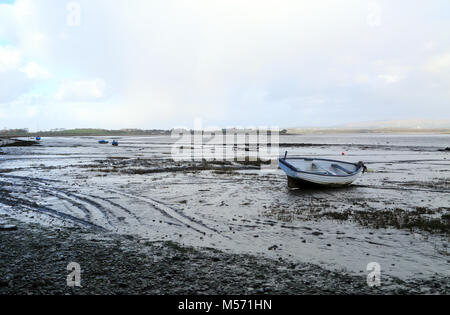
[0,134,449,294]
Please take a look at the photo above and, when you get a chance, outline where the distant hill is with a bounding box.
[0,128,170,137]
[287,119,450,134]
[2,119,450,138]
[336,119,450,130]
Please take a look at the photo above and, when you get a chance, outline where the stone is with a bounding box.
[0,225,18,231]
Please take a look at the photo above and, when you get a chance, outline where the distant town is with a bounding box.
[1,125,449,138]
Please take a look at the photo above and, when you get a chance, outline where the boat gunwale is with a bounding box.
[279,157,363,178]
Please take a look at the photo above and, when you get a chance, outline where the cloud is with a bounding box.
[0,46,30,102]
[0,44,50,102]
[377,74,403,84]
[20,61,50,79]
[0,70,30,102]
[1,0,450,129]
[425,53,450,75]
[55,79,106,102]
[0,45,21,72]
[25,105,37,118]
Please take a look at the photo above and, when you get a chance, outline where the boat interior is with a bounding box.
[281,158,359,176]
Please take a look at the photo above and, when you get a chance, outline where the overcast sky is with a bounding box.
[0,0,449,130]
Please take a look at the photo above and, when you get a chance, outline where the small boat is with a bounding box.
[98,140,109,144]
[279,152,367,188]
[35,137,41,141]
[112,140,119,146]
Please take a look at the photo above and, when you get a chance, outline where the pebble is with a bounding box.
[0,225,18,231]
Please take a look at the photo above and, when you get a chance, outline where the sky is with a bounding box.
[0,0,449,130]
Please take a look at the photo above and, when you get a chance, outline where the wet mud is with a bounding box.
[0,134,449,293]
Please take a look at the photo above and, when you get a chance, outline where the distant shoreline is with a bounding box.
[0,138,38,147]
[285,128,450,135]
[1,128,450,138]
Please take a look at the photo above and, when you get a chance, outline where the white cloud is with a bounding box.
[0,44,50,103]
[14,0,34,19]
[55,79,106,102]
[424,41,435,51]
[425,53,450,75]
[354,74,371,84]
[26,105,38,118]
[0,46,22,72]
[20,61,50,79]
[1,0,450,128]
[377,74,403,84]
[0,46,49,79]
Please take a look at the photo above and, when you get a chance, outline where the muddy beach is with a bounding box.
[0,134,449,294]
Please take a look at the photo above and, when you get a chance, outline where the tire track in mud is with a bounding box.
[0,175,118,229]
[1,174,224,236]
[0,174,61,183]
[102,187,228,238]
[87,194,143,224]
[61,192,115,227]
[0,178,101,225]
[0,188,103,230]
[39,189,93,221]
[28,182,136,228]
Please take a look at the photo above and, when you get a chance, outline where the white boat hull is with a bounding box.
[279,157,365,187]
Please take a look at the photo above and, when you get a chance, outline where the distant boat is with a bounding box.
[35,137,41,141]
[98,140,109,144]
[279,152,367,188]
[112,140,119,146]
